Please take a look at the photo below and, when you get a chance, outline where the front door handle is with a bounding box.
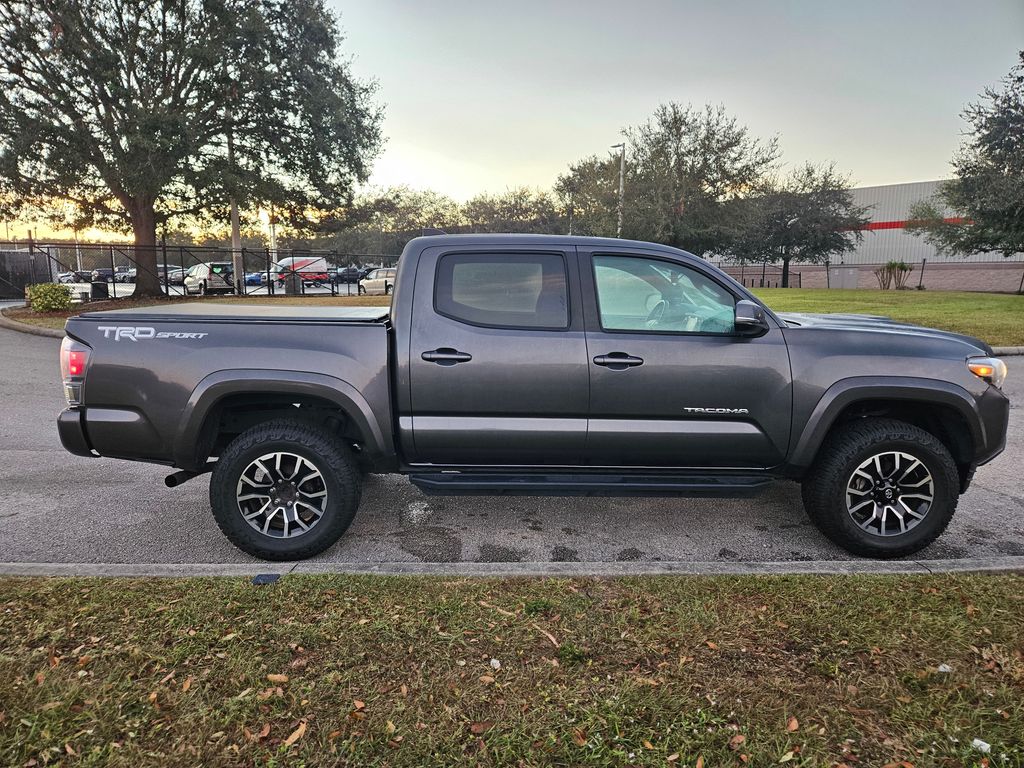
[422,348,473,365]
[593,351,644,370]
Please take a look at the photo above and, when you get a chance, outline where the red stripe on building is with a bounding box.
[862,217,970,231]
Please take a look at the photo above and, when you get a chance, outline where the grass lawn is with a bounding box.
[755,289,1024,346]
[4,288,1022,345]
[1,574,1022,767]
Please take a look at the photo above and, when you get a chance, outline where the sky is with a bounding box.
[332,0,1024,200]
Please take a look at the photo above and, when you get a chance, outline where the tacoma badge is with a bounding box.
[683,407,750,414]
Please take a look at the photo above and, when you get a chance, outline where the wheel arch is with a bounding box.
[789,377,984,479]
[173,370,392,471]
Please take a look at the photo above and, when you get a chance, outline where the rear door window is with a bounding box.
[435,253,568,329]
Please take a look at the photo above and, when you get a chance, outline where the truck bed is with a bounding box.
[78,303,391,324]
[63,303,394,469]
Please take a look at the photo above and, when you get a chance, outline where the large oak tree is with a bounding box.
[728,163,870,287]
[0,0,381,296]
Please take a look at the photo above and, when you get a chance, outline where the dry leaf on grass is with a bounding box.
[266,673,289,684]
[786,716,799,732]
[284,720,307,747]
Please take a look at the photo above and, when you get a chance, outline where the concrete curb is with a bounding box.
[0,308,64,339]
[1,557,1022,578]
[993,346,1024,356]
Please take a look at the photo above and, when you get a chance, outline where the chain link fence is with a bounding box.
[0,241,400,300]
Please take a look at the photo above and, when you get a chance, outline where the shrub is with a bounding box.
[873,261,914,290]
[27,283,73,312]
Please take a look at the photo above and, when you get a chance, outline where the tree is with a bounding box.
[462,187,564,233]
[557,104,779,253]
[325,186,464,255]
[555,155,620,237]
[907,51,1024,257]
[0,0,381,295]
[728,163,870,287]
[626,104,780,255]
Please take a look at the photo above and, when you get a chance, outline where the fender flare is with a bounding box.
[788,376,984,471]
[173,369,391,470]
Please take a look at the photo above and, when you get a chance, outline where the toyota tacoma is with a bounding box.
[57,235,1010,560]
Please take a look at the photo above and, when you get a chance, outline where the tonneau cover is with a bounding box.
[77,303,390,323]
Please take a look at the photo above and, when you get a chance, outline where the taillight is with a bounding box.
[68,349,86,376]
[60,337,91,405]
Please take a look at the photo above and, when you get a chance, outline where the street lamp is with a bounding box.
[611,143,625,237]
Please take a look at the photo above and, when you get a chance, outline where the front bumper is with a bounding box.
[975,385,1011,466]
[58,408,94,457]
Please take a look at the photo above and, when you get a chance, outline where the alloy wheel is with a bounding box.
[845,451,934,536]
[235,452,329,538]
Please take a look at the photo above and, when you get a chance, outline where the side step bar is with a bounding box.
[409,472,775,498]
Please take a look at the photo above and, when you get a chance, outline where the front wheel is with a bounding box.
[209,419,362,560]
[358,284,365,295]
[801,418,960,558]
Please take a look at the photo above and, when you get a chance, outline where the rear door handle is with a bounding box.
[421,348,473,365]
[593,352,644,369]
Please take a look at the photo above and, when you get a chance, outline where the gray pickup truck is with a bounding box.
[58,235,1010,561]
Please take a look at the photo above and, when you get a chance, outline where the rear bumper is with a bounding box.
[58,406,166,461]
[57,408,94,457]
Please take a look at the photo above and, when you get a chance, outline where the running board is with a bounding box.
[409,472,775,498]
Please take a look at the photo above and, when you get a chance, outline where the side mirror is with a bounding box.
[734,299,770,335]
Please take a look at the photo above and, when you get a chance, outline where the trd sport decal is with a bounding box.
[97,326,209,341]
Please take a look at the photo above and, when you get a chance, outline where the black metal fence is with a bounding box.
[707,260,803,289]
[0,241,400,299]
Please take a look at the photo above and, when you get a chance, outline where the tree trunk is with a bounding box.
[781,256,791,288]
[130,200,164,298]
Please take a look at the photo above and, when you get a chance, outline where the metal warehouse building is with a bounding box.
[791,180,1022,291]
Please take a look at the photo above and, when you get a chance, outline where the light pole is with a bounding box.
[611,142,625,237]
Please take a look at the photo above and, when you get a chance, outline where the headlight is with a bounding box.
[967,356,1008,389]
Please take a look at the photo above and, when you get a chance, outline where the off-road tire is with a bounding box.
[801,417,960,558]
[210,419,362,560]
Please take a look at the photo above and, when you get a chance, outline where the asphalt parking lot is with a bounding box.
[1,323,1021,574]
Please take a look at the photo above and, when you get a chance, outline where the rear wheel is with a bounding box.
[385,283,393,295]
[358,284,365,295]
[801,418,960,558]
[209,419,362,560]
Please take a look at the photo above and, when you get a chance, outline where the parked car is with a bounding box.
[57,270,90,284]
[274,255,329,287]
[332,266,364,284]
[245,272,264,286]
[89,267,114,282]
[57,234,1010,561]
[358,267,397,295]
[166,267,186,285]
[116,268,136,283]
[183,262,235,295]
